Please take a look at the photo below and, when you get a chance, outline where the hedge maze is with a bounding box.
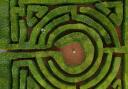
[0,0,128,89]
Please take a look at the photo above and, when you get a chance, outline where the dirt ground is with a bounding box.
[60,42,85,66]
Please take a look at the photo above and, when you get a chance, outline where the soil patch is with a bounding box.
[60,42,85,66]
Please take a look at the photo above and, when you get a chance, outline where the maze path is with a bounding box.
[0,0,128,89]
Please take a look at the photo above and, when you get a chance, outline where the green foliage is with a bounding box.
[0,0,128,89]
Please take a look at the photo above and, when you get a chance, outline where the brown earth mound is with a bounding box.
[60,42,85,66]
